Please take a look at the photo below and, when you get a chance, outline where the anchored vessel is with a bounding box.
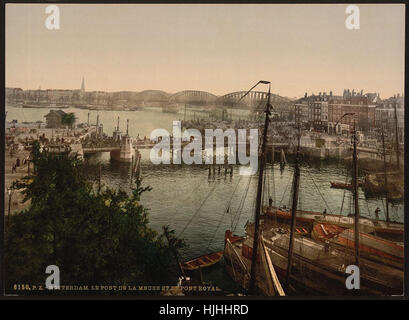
[223,83,404,296]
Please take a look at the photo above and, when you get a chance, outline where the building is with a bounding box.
[294,93,309,126]
[375,94,404,142]
[294,92,331,131]
[44,110,68,128]
[310,99,328,130]
[328,91,377,134]
[294,98,309,126]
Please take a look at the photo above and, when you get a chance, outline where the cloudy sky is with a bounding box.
[6,4,405,98]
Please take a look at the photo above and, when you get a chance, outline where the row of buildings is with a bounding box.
[5,88,159,107]
[294,90,404,140]
[5,78,171,107]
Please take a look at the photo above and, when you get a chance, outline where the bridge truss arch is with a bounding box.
[168,90,218,105]
[216,91,292,111]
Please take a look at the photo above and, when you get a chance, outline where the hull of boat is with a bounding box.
[181,251,223,271]
[224,225,404,296]
[330,182,353,190]
[312,223,404,266]
[263,206,403,241]
[335,229,403,264]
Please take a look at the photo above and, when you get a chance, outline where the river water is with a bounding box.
[6,105,404,292]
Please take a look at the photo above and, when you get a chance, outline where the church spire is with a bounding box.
[81,76,85,92]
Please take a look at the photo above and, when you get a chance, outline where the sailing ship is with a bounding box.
[262,206,403,242]
[363,108,403,202]
[223,83,404,296]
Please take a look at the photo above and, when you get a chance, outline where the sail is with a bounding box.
[259,234,285,296]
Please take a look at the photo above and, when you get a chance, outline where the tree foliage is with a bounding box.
[5,142,185,295]
[61,113,76,128]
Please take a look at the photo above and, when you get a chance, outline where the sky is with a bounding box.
[5,4,405,99]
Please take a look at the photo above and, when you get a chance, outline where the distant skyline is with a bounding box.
[6,4,405,98]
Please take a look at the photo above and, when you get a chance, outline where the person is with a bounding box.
[375,207,380,220]
[323,208,327,217]
[269,197,273,207]
[11,164,16,173]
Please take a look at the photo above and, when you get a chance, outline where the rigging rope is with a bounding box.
[305,168,334,215]
[232,176,254,232]
[238,183,258,233]
[205,176,242,250]
[228,176,242,227]
[279,172,292,207]
[178,182,218,237]
[338,169,350,221]
[271,163,276,204]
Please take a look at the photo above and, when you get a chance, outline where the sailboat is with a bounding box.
[312,223,404,268]
[223,86,404,296]
[223,81,286,296]
[264,123,404,241]
[262,205,403,242]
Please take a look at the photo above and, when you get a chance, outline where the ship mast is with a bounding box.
[393,102,400,170]
[381,126,390,223]
[285,124,301,286]
[352,121,360,268]
[247,81,271,294]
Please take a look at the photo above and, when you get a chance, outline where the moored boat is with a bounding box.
[181,251,223,271]
[224,222,404,295]
[223,82,404,296]
[330,182,352,190]
[263,206,403,241]
[312,223,404,268]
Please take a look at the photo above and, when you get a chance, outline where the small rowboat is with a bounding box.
[181,251,224,271]
[311,223,345,241]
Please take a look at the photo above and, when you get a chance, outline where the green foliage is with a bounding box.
[5,144,185,295]
[61,113,76,128]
